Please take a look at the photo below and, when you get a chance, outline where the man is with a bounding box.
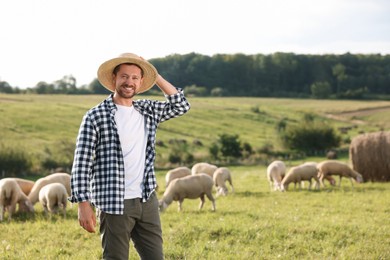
[68,53,190,259]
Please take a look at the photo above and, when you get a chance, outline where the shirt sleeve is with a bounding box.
[155,88,191,123]
[68,113,96,203]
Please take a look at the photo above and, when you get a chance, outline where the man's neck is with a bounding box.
[113,93,133,107]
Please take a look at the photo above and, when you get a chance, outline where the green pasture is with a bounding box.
[1,165,390,259]
[1,94,390,172]
[1,94,390,258]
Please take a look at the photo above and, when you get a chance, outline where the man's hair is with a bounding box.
[113,63,144,77]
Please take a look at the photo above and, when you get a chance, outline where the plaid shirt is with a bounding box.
[69,89,190,215]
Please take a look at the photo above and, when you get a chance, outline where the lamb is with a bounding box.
[213,167,234,196]
[191,162,218,178]
[266,160,286,191]
[159,173,216,212]
[165,166,191,187]
[317,160,364,188]
[0,178,35,221]
[39,182,68,218]
[28,172,71,205]
[281,162,320,191]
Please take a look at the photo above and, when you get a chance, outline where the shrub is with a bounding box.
[280,122,341,154]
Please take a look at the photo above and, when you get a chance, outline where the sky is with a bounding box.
[0,0,389,88]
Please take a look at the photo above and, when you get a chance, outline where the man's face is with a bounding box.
[113,64,143,99]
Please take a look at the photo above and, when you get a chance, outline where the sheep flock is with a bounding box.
[1,159,364,220]
[0,172,70,221]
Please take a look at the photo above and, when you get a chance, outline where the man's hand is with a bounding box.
[78,201,96,233]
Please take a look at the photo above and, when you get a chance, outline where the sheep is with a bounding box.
[213,167,234,196]
[165,166,191,187]
[317,160,364,188]
[191,162,218,178]
[266,160,286,191]
[281,162,320,191]
[39,182,68,218]
[159,173,216,212]
[0,179,35,221]
[7,177,35,196]
[28,172,71,205]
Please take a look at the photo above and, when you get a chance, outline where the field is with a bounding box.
[1,94,390,170]
[1,94,390,259]
[1,166,390,259]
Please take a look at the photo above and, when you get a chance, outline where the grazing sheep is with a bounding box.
[159,173,216,212]
[165,166,191,187]
[0,179,35,221]
[39,183,68,218]
[7,178,35,196]
[28,173,71,205]
[191,162,218,178]
[317,160,364,188]
[266,160,286,191]
[281,162,320,191]
[213,167,234,196]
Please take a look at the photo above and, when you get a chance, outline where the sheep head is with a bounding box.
[19,200,35,213]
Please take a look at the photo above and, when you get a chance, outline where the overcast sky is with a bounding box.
[0,0,389,88]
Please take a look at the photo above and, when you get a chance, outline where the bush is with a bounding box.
[217,133,242,159]
[168,141,194,165]
[280,122,341,153]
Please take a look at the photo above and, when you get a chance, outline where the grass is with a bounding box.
[1,165,390,259]
[1,94,390,259]
[1,94,390,171]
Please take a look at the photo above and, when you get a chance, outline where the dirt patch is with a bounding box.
[325,105,390,124]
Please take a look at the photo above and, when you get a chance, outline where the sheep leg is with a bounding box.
[349,177,355,189]
[199,195,205,210]
[205,192,216,211]
[338,176,342,187]
[177,200,183,212]
[0,205,4,221]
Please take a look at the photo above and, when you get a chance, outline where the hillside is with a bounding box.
[1,93,390,173]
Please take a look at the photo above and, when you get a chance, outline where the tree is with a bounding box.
[89,78,110,94]
[217,134,242,158]
[310,81,332,99]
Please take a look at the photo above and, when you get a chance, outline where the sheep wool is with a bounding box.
[213,167,234,196]
[159,173,216,212]
[266,160,286,191]
[39,182,68,218]
[0,178,35,221]
[191,162,218,178]
[165,166,191,187]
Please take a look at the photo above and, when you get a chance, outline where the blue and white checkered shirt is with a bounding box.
[69,89,190,215]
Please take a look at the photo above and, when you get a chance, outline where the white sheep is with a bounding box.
[39,182,68,218]
[281,162,320,191]
[213,167,234,196]
[8,177,35,196]
[317,160,363,188]
[0,178,35,221]
[28,172,71,205]
[191,162,218,178]
[266,160,286,191]
[165,166,191,187]
[159,173,216,212]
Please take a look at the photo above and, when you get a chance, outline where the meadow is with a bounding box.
[1,94,390,259]
[1,166,390,259]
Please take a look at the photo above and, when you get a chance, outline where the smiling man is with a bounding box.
[68,53,190,259]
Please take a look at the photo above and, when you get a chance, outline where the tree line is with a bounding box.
[1,52,389,99]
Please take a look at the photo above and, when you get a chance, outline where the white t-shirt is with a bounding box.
[115,104,147,199]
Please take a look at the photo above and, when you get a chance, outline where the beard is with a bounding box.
[116,84,137,99]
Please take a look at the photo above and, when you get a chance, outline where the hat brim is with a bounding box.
[97,55,158,93]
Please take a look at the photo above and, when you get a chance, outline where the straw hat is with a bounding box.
[97,53,158,93]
